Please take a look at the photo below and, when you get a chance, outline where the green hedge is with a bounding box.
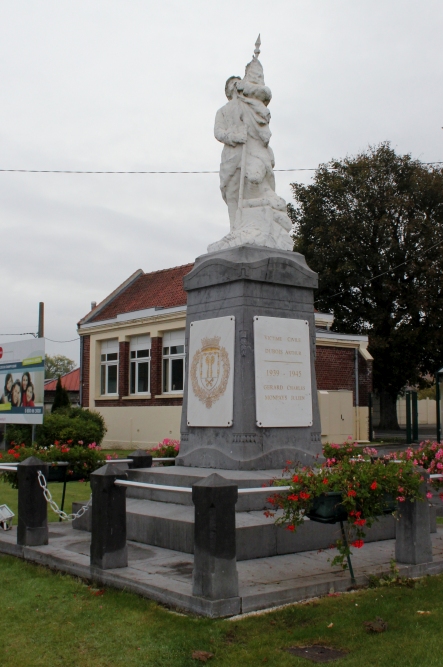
[5,408,107,448]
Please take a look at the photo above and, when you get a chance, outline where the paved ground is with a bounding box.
[374,425,438,443]
[1,523,443,617]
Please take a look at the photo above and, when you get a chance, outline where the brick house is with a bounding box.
[78,263,372,449]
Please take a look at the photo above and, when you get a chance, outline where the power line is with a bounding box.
[314,238,443,304]
[45,337,79,343]
[1,162,443,174]
[0,333,78,343]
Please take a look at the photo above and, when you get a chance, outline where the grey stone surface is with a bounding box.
[192,474,239,600]
[177,245,322,470]
[396,481,433,565]
[90,464,128,569]
[1,522,443,618]
[17,457,49,547]
[125,466,282,512]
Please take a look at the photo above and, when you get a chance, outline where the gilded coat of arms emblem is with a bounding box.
[190,335,230,409]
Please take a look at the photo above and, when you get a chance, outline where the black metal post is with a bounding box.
[412,391,419,442]
[339,520,356,586]
[59,465,68,520]
[405,391,412,445]
[17,456,49,546]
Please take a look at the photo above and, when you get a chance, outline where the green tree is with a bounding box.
[289,142,443,429]
[51,377,71,413]
[45,355,75,379]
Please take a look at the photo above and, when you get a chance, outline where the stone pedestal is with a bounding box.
[177,244,322,470]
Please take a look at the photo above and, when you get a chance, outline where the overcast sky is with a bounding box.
[1,0,442,364]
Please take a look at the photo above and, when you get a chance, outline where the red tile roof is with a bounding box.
[88,263,194,323]
[45,368,80,392]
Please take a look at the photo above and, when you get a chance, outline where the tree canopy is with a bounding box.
[45,354,76,379]
[289,143,443,428]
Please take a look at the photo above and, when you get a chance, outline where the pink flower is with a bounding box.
[426,492,433,499]
[106,455,112,460]
[397,496,406,502]
[78,440,84,445]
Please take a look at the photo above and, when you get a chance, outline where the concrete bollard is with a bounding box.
[128,451,153,469]
[396,477,433,565]
[17,456,49,547]
[192,473,239,600]
[90,464,128,569]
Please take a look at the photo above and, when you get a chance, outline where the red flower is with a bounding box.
[286,524,295,532]
[299,491,311,500]
[354,518,366,527]
[287,494,299,502]
[266,496,276,505]
[13,453,20,459]
[352,540,364,548]
[370,481,377,490]
[322,478,329,485]
[347,489,357,497]
[292,475,299,483]
[7,449,14,455]
[67,439,73,444]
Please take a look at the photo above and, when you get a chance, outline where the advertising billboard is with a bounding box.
[0,339,45,425]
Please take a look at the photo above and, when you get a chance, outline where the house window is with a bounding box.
[130,335,151,394]
[162,329,185,393]
[100,339,119,395]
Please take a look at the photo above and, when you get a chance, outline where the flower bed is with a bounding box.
[0,441,107,487]
[148,438,180,461]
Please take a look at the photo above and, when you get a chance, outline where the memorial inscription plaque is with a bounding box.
[187,316,235,427]
[253,316,312,427]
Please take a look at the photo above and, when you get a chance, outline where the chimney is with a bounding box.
[91,301,97,310]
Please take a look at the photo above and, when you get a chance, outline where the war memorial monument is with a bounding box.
[177,36,322,470]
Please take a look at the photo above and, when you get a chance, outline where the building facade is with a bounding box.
[78,264,373,449]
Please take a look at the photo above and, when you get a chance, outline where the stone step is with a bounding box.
[124,497,401,561]
[126,466,285,512]
[73,494,437,561]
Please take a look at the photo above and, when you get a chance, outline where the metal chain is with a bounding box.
[37,470,92,522]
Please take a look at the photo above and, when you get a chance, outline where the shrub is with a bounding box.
[35,409,106,448]
[4,424,33,448]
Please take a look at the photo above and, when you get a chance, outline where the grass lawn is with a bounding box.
[1,555,443,667]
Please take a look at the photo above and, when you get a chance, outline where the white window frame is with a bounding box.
[100,339,119,396]
[162,329,185,394]
[130,335,151,395]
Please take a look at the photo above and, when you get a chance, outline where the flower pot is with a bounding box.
[46,467,83,483]
[381,493,397,514]
[307,492,348,524]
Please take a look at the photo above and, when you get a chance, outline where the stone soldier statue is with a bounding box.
[209,36,293,253]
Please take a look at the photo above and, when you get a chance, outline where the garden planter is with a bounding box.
[46,467,83,483]
[307,492,348,524]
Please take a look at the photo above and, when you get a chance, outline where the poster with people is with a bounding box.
[0,339,45,425]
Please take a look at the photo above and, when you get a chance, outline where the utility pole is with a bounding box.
[38,302,44,338]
